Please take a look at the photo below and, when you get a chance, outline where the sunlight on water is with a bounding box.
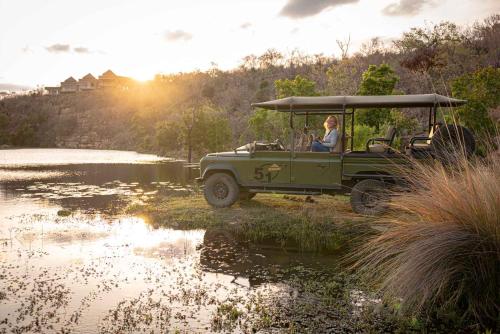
[0,169,70,182]
[0,148,169,167]
[0,148,345,333]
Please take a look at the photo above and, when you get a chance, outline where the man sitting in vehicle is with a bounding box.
[311,115,339,152]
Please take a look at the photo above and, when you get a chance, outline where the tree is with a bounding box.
[249,75,319,142]
[248,109,281,142]
[326,58,364,95]
[167,103,233,162]
[452,67,499,144]
[202,105,232,153]
[357,64,399,131]
[0,112,9,144]
[155,121,179,155]
[394,22,463,73]
[275,75,318,98]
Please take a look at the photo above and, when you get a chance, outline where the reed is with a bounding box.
[354,153,499,326]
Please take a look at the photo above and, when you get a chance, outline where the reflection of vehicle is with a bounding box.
[198,94,474,214]
[200,229,339,286]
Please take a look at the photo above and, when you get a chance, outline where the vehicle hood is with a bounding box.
[205,151,250,158]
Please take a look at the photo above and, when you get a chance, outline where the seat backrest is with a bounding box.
[331,129,343,153]
[385,126,396,144]
[426,124,439,144]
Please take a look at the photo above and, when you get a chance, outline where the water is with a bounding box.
[0,149,347,333]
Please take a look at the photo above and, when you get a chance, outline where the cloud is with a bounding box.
[382,0,430,16]
[21,46,34,53]
[164,30,193,42]
[45,44,70,53]
[74,47,90,54]
[280,0,358,18]
[240,22,252,29]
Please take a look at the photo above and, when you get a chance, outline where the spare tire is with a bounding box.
[431,124,475,165]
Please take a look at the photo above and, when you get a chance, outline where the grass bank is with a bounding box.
[128,193,375,253]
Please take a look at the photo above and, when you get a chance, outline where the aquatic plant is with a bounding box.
[354,154,500,327]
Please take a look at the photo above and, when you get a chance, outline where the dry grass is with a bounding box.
[353,154,500,326]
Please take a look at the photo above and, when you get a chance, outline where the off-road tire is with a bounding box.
[431,125,475,165]
[239,191,256,201]
[350,179,390,216]
[204,173,240,208]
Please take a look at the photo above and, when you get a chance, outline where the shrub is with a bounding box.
[353,154,499,327]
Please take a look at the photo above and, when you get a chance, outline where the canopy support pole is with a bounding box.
[289,105,295,156]
[351,108,355,151]
[433,105,437,127]
[341,105,346,156]
[428,107,433,133]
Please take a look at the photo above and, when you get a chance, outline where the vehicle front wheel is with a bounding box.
[350,179,390,216]
[203,173,240,208]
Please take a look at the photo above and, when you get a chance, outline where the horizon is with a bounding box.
[1,0,499,88]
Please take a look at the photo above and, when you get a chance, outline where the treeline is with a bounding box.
[0,15,498,158]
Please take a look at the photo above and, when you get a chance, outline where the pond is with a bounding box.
[0,149,358,333]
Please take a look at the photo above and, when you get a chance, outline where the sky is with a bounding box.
[0,0,498,88]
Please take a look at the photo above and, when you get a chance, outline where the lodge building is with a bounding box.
[45,70,129,95]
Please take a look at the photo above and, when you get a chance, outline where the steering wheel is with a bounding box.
[274,139,285,151]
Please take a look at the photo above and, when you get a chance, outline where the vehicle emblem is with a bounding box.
[267,164,281,172]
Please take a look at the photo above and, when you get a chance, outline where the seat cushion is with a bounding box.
[413,143,430,148]
[368,144,387,153]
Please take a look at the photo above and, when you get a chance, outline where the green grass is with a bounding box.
[128,194,374,253]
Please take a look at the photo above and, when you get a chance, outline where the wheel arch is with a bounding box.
[202,164,241,184]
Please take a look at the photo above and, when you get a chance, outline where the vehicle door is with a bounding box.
[290,152,342,188]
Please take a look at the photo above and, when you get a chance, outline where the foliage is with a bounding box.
[0,112,9,144]
[0,15,498,158]
[357,64,399,131]
[451,67,499,143]
[394,22,463,73]
[155,103,232,159]
[249,75,319,143]
[247,109,283,142]
[155,121,179,154]
[201,105,232,152]
[354,155,500,328]
[352,124,377,151]
[388,110,419,136]
[11,123,35,146]
[274,75,318,98]
[326,58,363,95]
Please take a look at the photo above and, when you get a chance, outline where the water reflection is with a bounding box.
[0,162,196,214]
[200,228,341,287]
[0,149,348,333]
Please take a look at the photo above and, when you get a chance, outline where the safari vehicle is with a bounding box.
[198,94,475,215]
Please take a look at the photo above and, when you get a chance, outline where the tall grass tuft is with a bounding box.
[353,154,499,327]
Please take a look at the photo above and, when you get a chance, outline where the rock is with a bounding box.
[57,209,72,217]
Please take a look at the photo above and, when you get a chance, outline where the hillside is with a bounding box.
[0,15,498,157]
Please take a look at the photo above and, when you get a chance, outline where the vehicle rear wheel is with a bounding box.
[239,191,256,201]
[204,173,240,208]
[350,179,390,215]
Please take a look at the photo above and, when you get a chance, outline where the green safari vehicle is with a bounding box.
[197,94,474,215]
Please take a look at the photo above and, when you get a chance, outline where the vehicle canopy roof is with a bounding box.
[252,94,466,112]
